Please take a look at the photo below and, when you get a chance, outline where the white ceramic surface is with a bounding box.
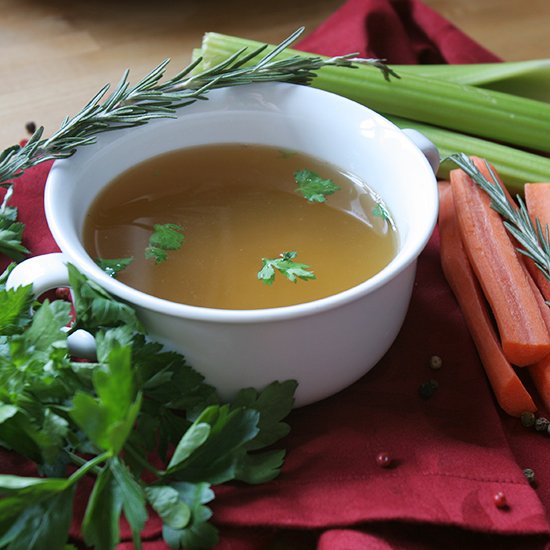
[7,82,439,406]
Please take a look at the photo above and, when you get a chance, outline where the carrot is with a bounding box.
[473,160,550,303]
[450,163,550,366]
[522,269,550,411]
[524,182,550,302]
[530,358,550,412]
[522,182,550,410]
[438,182,536,416]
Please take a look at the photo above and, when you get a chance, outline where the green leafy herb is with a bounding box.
[145,223,184,264]
[372,202,392,223]
[95,257,133,278]
[0,264,297,548]
[68,263,143,333]
[257,251,316,285]
[294,169,340,203]
[0,186,29,262]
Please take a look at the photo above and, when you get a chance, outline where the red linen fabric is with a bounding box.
[297,0,500,64]
[1,1,549,549]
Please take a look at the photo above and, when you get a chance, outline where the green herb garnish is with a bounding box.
[0,264,297,549]
[0,186,29,262]
[257,251,316,285]
[372,202,392,223]
[145,223,184,264]
[294,169,340,203]
[95,257,133,278]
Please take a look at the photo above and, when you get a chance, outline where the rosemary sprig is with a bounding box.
[0,27,394,186]
[447,153,550,284]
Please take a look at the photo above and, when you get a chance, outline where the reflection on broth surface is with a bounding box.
[83,144,397,309]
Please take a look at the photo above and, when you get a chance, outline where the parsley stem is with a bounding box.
[67,450,110,483]
[124,442,162,477]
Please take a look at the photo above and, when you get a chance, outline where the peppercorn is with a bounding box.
[429,355,442,370]
[535,416,550,433]
[520,411,536,428]
[25,121,36,135]
[493,491,508,510]
[376,451,392,468]
[418,379,439,400]
[55,287,71,301]
[523,468,536,487]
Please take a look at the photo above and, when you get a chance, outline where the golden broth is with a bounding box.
[83,144,397,309]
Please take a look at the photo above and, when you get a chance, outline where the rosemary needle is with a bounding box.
[0,27,394,186]
[447,153,550,286]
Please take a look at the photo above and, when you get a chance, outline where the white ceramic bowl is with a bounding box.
[7,82,439,406]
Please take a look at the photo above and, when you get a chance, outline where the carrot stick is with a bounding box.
[438,182,536,416]
[474,160,550,303]
[450,164,550,366]
[524,182,550,302]
[530,358,550,412]
[522,183,550,410]
[522,268,550,411]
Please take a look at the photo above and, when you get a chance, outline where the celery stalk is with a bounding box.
[392,60,550,102]
[391,60,550,85]
[385,114,550,194]
[200,33,550,153]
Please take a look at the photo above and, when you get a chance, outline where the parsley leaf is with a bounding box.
[68,263,143,333]
[231,380,297,450]
[145,485,191,530]
[294,168,340,203]
[162,482,217,550]
[0,283,34,335]
[372,202,392,223]
[110,456,148,548]
[258,251,316,285]
[0,262,298,549]
[70,345,142,455]
[145,223,184,264]
[0,485,75,550]
[95,257,133,278]
[81,467,121,549]
[0,187,29,262]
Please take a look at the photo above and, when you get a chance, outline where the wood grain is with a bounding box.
[1,0,550,149]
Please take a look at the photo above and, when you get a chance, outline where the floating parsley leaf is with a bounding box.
[145,223,184,264]
[258,251,316,285]
[294,169,340,203]
[95,257,133,278]
[372,202,392,223]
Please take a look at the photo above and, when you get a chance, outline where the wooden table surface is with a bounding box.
[1,0,550,150]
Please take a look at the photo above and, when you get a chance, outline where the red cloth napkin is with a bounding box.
[2,1,550,549]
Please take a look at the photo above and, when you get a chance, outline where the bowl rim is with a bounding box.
[45,82,438,324]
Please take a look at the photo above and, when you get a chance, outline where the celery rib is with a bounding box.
[385,115,550,194]
[200,33,550,154]
[391,61,550,103]
[391,60,550,86]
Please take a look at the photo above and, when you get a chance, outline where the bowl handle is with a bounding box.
[401,128,440,175]
[6,253,97,359]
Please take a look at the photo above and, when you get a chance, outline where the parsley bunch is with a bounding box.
[0,265,297,549]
